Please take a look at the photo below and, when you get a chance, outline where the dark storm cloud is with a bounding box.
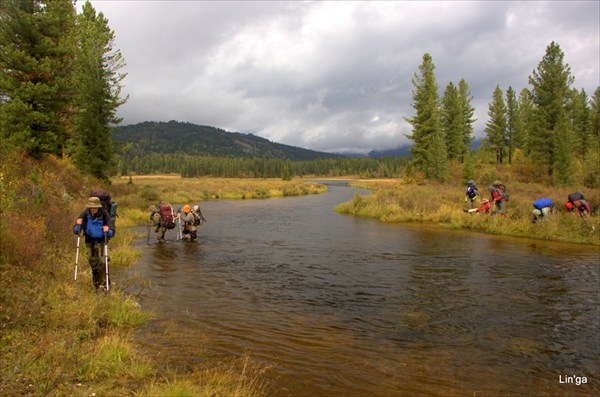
[83,0,599,154]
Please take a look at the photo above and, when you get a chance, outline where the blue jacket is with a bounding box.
[73,208,115,243]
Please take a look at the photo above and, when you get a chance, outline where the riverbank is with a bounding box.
[0,152,326,395]
[335,179,600,246]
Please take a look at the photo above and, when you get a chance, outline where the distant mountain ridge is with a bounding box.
[112,121,341,161]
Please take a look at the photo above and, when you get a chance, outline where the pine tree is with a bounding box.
[583,86,600,187]
[505,87,518,164]
[0,0,76,159]
[528,41,574,176]
[485,85,507,163]
[552,111,575,186]
[515,88,535,154]
[69,1,127,181]
[458,79,476,162]
[405,53,447,180]
[568,88,591,156]
[441,82,462,161]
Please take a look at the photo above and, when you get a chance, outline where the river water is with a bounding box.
[120,181,599,396]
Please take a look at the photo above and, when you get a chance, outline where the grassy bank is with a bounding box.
[336,179,600,245]
[1,154,325,395]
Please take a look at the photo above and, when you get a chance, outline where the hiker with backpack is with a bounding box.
[73,196,115,291]
[489,180,509,215]
[565,192,591,217]
[149,202,177,242]
[532,198,554,223]
[177,204,206,241]
[464,180,479,209]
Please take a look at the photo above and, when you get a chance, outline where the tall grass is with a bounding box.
[337,179,599,245]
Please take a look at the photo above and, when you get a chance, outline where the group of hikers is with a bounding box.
[72,189,206,291]
[462,180,591,223]
[148,202,206,243]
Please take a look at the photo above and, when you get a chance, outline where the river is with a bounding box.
[119,181,599,396]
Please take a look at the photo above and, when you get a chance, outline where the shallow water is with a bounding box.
[119,182,599,396]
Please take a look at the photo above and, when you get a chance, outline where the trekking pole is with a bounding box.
[104,232,110,293]
[74,229,83,281]
[177,216,182,240]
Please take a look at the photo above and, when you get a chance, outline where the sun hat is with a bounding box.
[86,197,103,209]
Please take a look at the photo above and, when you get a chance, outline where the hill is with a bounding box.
[112,121,341,161]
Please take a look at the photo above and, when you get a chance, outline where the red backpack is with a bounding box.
[158,202,176,229]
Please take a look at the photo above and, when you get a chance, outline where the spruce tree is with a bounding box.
[69,1,127,181]
[528,41,574,176]
[485,85,507,163]
[405,53,447,180]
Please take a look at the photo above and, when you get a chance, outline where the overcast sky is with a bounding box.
[80,1,599,154]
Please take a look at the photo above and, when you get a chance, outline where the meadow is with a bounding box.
[336,179,600,246]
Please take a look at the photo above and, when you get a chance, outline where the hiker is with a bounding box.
[177,204,205,241]
[463,198,491,214]
[73,196,115,290]
[149,202,176,242]
[532,198,553,223]
[489,180,509,215]
[464,180,479,209]
[90,188,117,226]
[566,192,591,217]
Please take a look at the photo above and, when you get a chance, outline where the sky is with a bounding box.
[79,1,600,154]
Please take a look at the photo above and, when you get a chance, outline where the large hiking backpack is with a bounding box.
[90,189,118,224]
[466,186,478,199]
[496,184,510,201]
[158,202,176,229]
[533,198,553,210]
[568,192,585,202]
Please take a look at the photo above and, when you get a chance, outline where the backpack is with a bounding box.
[533,198,552,210]
[496,184,510,201]
[568,192,585,202]
[90,189,118,224]
[158,202,176,229]
[466,186,478,199]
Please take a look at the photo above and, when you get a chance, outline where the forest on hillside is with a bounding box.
[112,121,341,161]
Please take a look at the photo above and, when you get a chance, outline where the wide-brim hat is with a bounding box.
[87,196,103,208]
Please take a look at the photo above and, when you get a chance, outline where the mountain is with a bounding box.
[112,121,341,161]
[368,145,412,158]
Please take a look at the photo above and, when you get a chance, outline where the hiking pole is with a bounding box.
[177,216,182,240]
[74,230,82,281]
[104,232,110,293]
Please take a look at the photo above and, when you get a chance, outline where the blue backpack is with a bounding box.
[533,198,553,210]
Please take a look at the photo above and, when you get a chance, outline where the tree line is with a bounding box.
[0,0,126,182]
[117,153,409,179]
[406,42,600,187]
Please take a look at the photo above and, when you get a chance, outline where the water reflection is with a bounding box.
[119,182,599,396]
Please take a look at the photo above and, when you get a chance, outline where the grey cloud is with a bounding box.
[88,0,599,154]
